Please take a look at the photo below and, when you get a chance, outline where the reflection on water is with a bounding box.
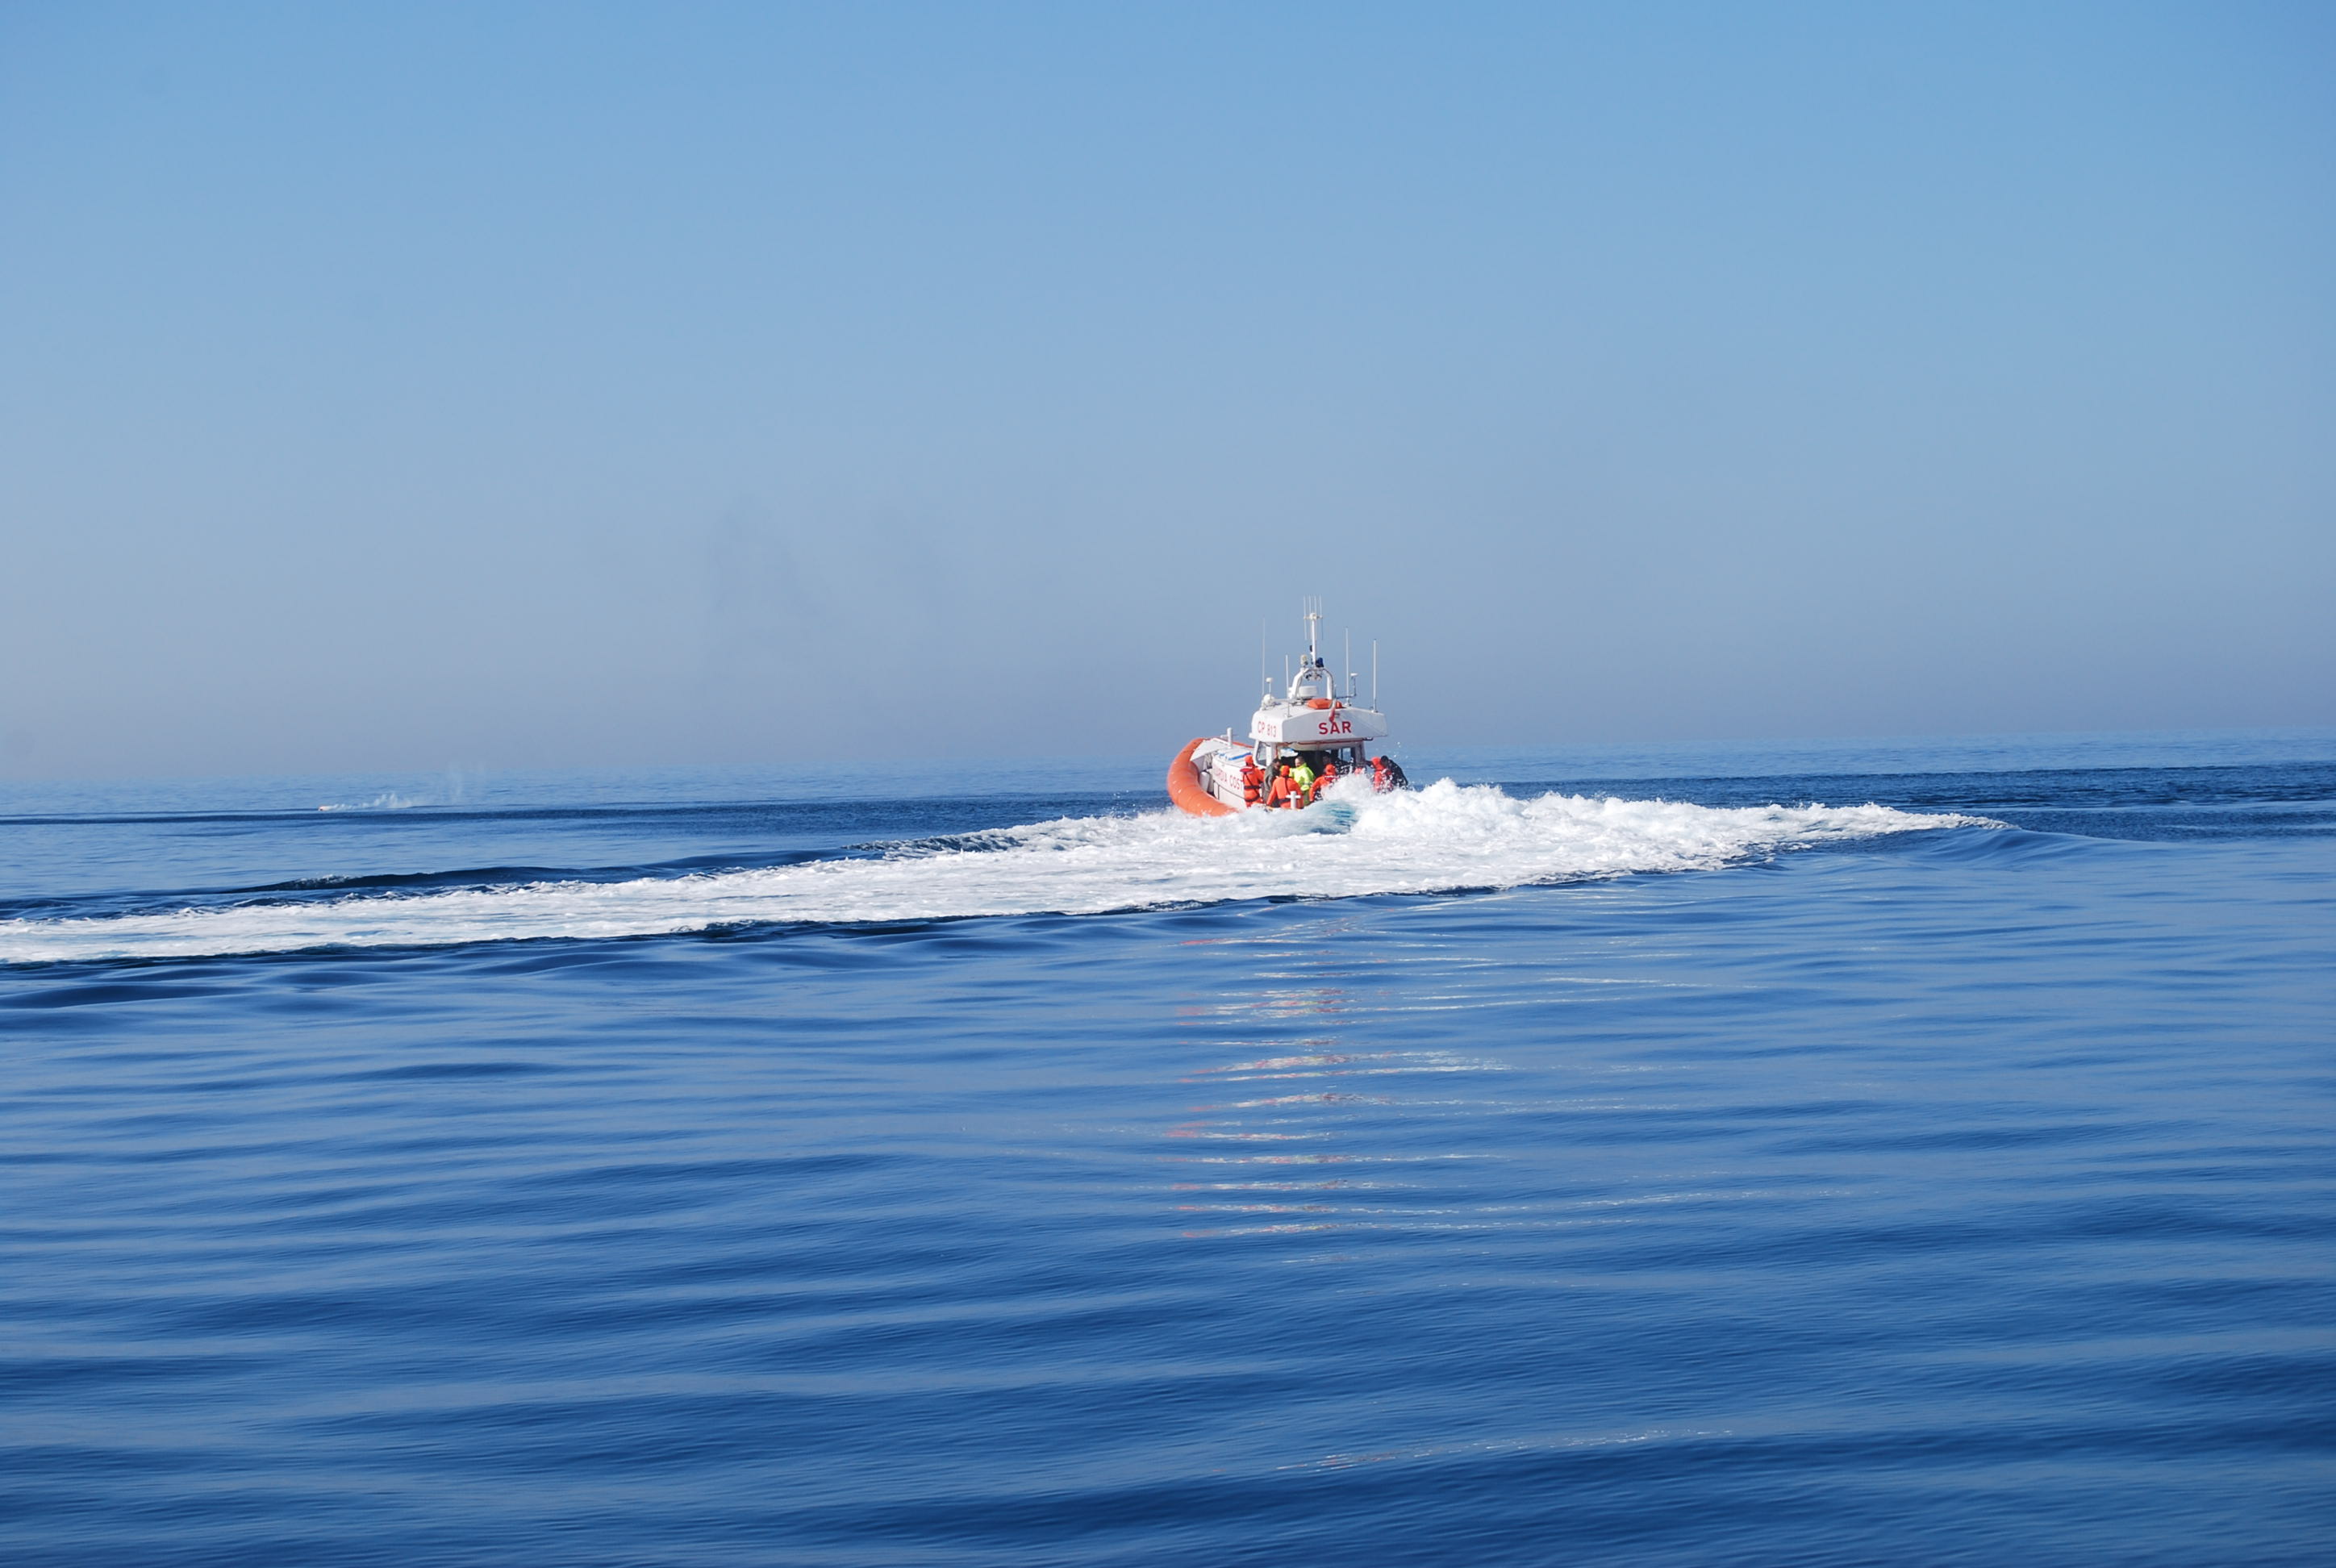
[1161,948,1803,1250]
[1167,954,1517,1239]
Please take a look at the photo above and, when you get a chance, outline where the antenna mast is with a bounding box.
[1302,595,1322,665]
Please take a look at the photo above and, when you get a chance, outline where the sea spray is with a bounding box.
[0,778,1994,962]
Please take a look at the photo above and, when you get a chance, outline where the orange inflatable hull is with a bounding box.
[1168,738,1239,817]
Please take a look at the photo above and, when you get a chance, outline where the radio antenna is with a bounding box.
[1371,640,1379,707]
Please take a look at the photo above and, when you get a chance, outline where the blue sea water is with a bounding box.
[4,729,2333,1566]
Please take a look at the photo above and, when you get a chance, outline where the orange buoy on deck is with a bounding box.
[1168,738,1237,817]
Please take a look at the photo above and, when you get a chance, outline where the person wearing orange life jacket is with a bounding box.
[1240,756,1265,807]
[1317,756,1340,792]
[1266,761,1298,809]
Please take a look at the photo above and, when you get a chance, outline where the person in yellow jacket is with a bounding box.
[1287,756,1318,807]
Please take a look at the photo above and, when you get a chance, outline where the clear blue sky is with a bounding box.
[2,2,2330,779]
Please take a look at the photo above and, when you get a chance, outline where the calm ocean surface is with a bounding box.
[5,729,2333,1566]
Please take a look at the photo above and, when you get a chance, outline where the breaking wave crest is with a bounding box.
[0,780,1992,963]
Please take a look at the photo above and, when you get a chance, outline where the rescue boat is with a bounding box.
[1168,601,1409,817]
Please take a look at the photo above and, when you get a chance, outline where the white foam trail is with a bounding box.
[316,792,428,812]
[1,780,1992,962]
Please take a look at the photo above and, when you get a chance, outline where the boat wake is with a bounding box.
[0,780,1994,962]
